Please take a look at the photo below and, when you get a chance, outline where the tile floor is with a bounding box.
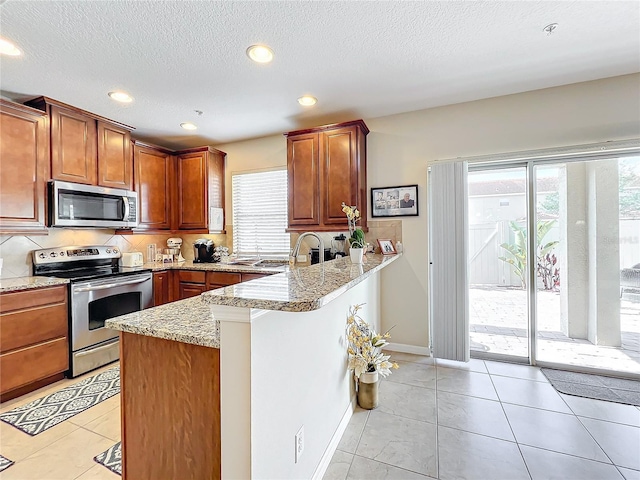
[324,353,640,480]
[0,363,120,480]
[1,357,639,480]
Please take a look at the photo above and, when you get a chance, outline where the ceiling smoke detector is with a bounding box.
[543,23,559,36]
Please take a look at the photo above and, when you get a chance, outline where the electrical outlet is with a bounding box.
[297,254,307,263]
[295,425,304,463]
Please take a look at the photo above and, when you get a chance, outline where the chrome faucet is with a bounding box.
[290,232,325,265]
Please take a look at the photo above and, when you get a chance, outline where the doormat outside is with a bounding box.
[0,366,120,436]
[541,368,640,406]
[94,441,122,476]
[0,455,14,472]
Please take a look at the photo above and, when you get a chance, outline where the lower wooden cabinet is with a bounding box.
[0,285,69,401]
[153,271,172,306]
[154,269,277,302]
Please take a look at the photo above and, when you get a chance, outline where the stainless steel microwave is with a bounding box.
[49,180,139,228]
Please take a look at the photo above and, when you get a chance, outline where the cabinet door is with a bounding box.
[0,102,48,234]
[206,272,241,290]
[50,105,97,185]
[321,126,358,226]
[287,133,320,227]
[176,151,208,230]
[97,121,132,189]
[179,282,206,300]
[153,271,171,306]
[134,145,174,230]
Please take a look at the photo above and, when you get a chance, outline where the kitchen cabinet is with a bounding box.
[206,271,242,290]
[0,285,69,401]
[176,146,225,231]
[176,270,207,300]
[24,96,133,188]
[0,100,49,234]
[133,142,175,231]
[130,143,226,234]
[285,119,369,233]
[153,271,172,306]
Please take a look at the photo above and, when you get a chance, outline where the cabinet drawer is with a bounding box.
[0,285,67,314]
[241,273,270,282]
[207,272,241,287]
[177,271,206,284]
[0,337,68,394]
[0,302,67,354]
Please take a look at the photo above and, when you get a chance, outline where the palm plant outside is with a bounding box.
[498,220,559,290]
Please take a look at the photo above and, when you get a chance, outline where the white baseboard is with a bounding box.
[384,342,432,356]
[312,395,356,480]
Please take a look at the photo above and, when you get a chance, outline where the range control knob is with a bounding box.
[38,252,46,259]
[112,248,119,254]
[59,251,65,256]
[49,252,57,258]
[106,249,111,254]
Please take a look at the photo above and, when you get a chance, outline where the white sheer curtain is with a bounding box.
[428,161,469,361]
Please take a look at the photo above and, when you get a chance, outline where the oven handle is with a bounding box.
[123,196,130,220]
[74,276,150,292]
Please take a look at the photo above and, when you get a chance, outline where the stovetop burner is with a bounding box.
[32,245,150,282]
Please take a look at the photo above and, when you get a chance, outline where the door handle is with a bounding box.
[122,196,130,220]
[74,276,150,292]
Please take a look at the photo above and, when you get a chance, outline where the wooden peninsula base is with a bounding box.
[119,332,221,480]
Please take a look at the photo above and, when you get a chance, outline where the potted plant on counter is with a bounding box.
[342,202,365,264]
[346,304,398,409]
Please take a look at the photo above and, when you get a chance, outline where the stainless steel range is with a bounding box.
[33,245,153,377]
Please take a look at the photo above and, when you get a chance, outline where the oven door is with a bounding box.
[71,273,153,352]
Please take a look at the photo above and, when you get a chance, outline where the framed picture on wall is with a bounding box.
[371,184,419,217]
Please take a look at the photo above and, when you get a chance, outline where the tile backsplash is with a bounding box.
[0,228,228,279]
[0,220,402,278]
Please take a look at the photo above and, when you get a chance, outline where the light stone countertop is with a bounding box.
[106,253,400,348]
[106,296,220,348]
[202,253,400,312]
[141,259,288,275]
[0,276,70,293]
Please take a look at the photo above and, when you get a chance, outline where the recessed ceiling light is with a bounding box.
[298,95,317,107]
[0,37,21,56]
[108,91,133,103]
[246,45,274,63]
[180,122,197,131]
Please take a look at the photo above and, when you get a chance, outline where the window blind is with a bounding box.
[428,161,470,361]
[232,169,289,257]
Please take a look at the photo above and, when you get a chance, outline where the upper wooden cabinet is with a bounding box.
[131,142,226,233]
[0,100,49,234]
[133,142,174,231]
[285,119,369,232]
[176,147,225,231]
[25,96,134,189]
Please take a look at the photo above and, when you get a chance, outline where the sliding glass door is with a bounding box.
[466,155,640,377]
[534,157,640,376]
[467,166,530,361]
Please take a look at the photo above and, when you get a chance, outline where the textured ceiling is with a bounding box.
[1,1,639,149]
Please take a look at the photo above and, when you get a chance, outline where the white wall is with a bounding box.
[217,272,380,479]
[215,74,640,350]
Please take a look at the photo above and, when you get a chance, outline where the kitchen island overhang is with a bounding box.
[106,254,401,480]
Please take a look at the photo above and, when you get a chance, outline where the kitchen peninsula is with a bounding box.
[106,254,400,479]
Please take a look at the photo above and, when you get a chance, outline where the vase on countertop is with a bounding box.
[357,371,379,409]
[350,247,364,264]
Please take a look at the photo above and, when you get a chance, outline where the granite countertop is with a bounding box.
[201,253,401,312]
[106,296,219,348]
[141,259,289,275]
[0,276,70,294]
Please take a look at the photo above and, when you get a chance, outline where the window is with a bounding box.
[232,169,289,257]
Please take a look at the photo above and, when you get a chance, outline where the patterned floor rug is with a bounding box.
[542,368,640,406]
[95,442,122,476]
[0,455,14,472]
[0,366,120,436]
